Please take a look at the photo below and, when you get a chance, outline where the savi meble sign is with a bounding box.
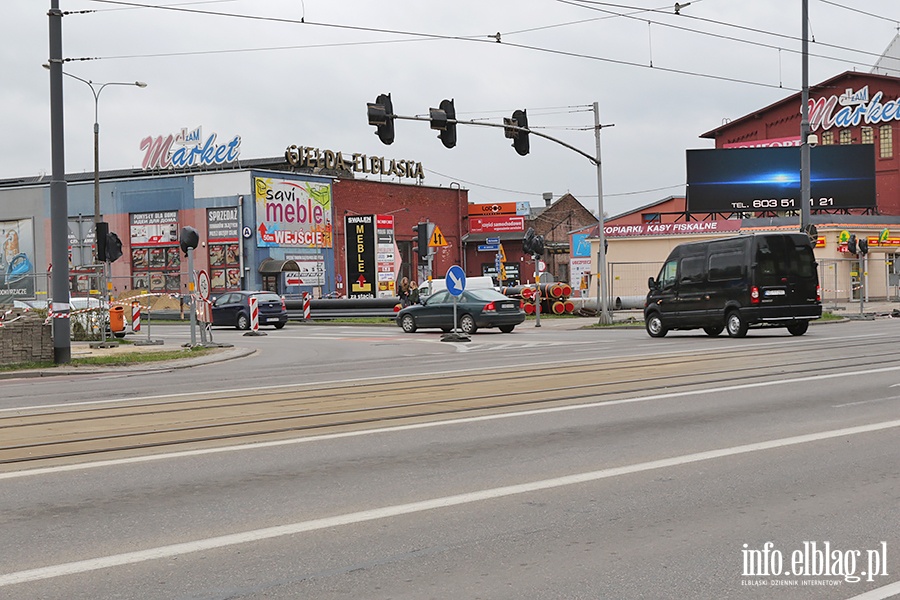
[254,177,333,248]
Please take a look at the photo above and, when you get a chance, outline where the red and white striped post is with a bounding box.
[248,295,260,332]
[131,301,141,333]
[303,292,311,320]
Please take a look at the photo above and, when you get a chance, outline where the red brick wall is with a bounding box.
[333,179,468,285]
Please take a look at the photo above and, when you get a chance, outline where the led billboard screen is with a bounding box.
[686,145,876,213]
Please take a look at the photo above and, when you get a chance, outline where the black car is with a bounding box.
[211,291,288,330]
[396,288,525,334]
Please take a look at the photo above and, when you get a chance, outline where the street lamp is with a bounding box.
[42,64,147,258]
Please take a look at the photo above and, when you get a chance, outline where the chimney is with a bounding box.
[543,192,553,207]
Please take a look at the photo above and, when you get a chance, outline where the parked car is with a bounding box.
[644,233,822,338]
[396,288,525,334]
[211,291,288,330]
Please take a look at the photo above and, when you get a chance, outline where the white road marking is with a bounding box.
[0,417,897,587]
[844,581,900,600]
[833,395,900,408]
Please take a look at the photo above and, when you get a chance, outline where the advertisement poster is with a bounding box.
[344,215,375,299]
[375,214,397,297]
[130,211,179,246]
[0,218,36,303]
[255,177,333,249]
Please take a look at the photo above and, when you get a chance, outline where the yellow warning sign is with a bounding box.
[428,225,448,247]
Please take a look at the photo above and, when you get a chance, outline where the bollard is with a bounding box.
[243,295,267,336]
[131,301,141,333]
[303,292,311,320]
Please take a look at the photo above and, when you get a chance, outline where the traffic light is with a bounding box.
[412,222,430,260]
[180,226,200,255]
[859,237,869,255]
[105,232,123,262]
[848,234,857,254]
[367,93,395,145]
[523,227,535,255]
[532,233,545,257]
[430,98,457,149]
[96,221,109,262]
[505,109,530,156]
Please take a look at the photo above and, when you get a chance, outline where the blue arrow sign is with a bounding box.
[477,244,500,252]
[486,237,500,245]
[445,265,466,296]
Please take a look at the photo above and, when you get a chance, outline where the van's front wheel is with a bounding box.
[645,312,668,338]
[725,310,749,338]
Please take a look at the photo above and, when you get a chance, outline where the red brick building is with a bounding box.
[700,71,900,215]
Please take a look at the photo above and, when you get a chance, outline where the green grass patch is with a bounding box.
[0,347,213,372]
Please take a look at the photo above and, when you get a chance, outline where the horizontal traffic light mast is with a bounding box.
[367,93,603,166]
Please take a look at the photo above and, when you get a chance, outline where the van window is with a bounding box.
[709,250,744,281]
[755,235,816,285]
[658,260,677,289]
[680,256,705,283]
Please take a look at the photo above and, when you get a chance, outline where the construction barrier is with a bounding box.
[248,295,260,332]
[131,301,141,332]
[303,292,311,320]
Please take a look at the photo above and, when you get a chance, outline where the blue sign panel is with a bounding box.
[477,244,500,252]
[445,265,466,296]
[486,237,501,245]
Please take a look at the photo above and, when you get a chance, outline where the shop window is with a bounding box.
[209,242,241,291]
[821,131,834,146]
[880,125,894,159]
[861,127,873,145]
[839,129,851,145]
[129,211,181,294]
[642,213,661,224]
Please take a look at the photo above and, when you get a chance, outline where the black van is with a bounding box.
[644,233,822,338]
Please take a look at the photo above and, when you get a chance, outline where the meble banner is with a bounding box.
[254,177,333,249]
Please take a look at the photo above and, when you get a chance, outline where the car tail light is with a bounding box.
[483,301,497,313]
[750,286,760,305]
[816,285,821,302]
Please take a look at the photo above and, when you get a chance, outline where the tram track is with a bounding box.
[1,336,897,468]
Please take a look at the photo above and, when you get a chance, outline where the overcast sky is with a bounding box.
[2,1,898,218]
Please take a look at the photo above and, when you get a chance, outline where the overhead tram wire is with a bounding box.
[87,0,896,83]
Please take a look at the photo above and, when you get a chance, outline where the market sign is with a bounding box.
[809,86,900,132]
[255,177,333,249]
[469,216,525,234]
[285,145,424,181]
[140,126,241,170]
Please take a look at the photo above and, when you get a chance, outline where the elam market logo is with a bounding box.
[140,126,241,170]
[808,85,900,131]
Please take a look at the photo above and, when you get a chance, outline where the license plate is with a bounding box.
[265,317,278,322]
[765,289,786,296]
[500,302,515,309]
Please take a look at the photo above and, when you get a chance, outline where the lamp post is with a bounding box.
[43,64,147,253]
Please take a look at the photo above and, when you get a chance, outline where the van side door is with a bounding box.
[650,259,679,322]
[675,254,708,326]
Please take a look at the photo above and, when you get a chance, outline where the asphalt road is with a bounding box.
[0,318,898,599]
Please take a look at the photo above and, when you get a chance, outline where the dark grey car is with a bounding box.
[396,288,525,334]
[211,291,288,330]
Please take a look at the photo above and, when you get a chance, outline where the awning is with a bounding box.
[258,259,301,274]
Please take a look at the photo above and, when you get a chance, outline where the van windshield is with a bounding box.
[755,235,816,285]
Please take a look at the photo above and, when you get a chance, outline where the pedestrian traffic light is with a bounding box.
[96,221,109,262]
[859,237,869,255]
[429,98,457,149]
[105,232,123,262]
[523,227,535,255]
[506,109,529,156]
[413,222,430,260]
[848,234,857,254]
[367,93,395,145]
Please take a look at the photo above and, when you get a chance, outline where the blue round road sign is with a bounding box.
[445,265,466,296]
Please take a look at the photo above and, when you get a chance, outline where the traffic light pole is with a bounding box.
[593,102,611,325]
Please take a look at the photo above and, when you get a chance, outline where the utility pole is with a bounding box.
[593,102,611,325]
[799,0,812,235]
[48,0,71,363]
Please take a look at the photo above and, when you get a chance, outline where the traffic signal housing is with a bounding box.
[505,109,530,156]
[412,222,434,260]
[848,234,858,254]
[859,237,869,255]
[105,232,123,262]
[367,93,395,145]
[430,98,457,149]
[96,221,109,262]
[180,226,200,255]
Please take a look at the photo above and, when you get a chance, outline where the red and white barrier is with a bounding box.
[302,292,311,320]
[131,302,141,332]
[248,295,260,332]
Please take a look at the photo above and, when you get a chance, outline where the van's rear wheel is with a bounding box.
[645,312,667,338]
[725,310,748,338]
[703,324,724,337]
[786,321,809,336]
